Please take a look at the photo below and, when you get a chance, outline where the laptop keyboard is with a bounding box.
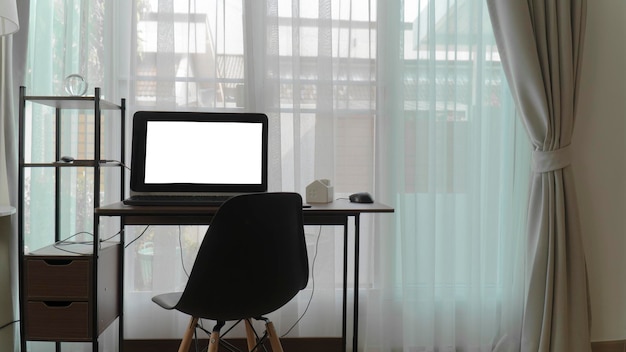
[123,195,233,206]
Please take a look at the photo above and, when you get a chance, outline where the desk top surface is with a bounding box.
[96,199,394,217]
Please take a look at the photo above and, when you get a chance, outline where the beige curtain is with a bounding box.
[0,33,17,351]
[486,1,590,351]
[2,1,28,350]
[0,36,16,352]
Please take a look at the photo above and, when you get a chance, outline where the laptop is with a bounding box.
[123,111,268,206]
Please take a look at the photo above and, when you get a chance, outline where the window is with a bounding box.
[23,0,528,348]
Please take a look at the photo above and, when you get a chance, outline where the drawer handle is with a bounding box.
[42,301,73,308]
[43,259,73,266]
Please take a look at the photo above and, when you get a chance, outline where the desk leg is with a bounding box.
[342,219,348,352]
[353,214,360,352]
[119,221,125,352]
[93,219,100,352]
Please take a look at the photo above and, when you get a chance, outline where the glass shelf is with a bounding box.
[24,95,121,110]
[23,161,125,168]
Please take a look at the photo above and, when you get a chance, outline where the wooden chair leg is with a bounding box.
[265,321,284,352]
[208,329,221,352]
[244,319,257,351]
[178,317,199,352]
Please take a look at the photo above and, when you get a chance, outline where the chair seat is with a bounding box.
[152,292,183,310]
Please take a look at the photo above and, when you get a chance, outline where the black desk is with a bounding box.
[95,199,393,352]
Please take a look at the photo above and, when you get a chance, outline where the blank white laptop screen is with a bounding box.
[129,111,268,194]
[144,121,262,184]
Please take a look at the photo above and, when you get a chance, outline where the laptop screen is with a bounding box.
[130,111,268,194]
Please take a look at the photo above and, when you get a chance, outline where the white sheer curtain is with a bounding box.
[370,0,530,350]
[21,0,531,350]
[118,0,376,342]
[24,0,376,347]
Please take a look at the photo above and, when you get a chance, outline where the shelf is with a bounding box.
[27,241,119,257]
[18,86,126,351]
[24,95,121,110]
[23,161,125,168]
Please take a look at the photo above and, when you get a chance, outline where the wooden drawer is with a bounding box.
[25,301,91,341]
[23,243,120,341]
[25,258,90,300]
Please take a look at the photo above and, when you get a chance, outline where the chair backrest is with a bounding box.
[176,192,309,321]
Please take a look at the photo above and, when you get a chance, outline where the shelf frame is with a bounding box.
[17,86,126,352]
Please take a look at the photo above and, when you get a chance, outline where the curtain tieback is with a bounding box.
[532,145,572,173]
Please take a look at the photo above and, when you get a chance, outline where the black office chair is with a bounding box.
[152,192,309,352]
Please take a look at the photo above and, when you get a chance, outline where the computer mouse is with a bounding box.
[349,192,374,203]
[60,156,75,163]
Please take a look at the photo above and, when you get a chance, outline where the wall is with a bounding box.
[574,0,626,342]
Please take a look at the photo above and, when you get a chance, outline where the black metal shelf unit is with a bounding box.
[17,86,126,351]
